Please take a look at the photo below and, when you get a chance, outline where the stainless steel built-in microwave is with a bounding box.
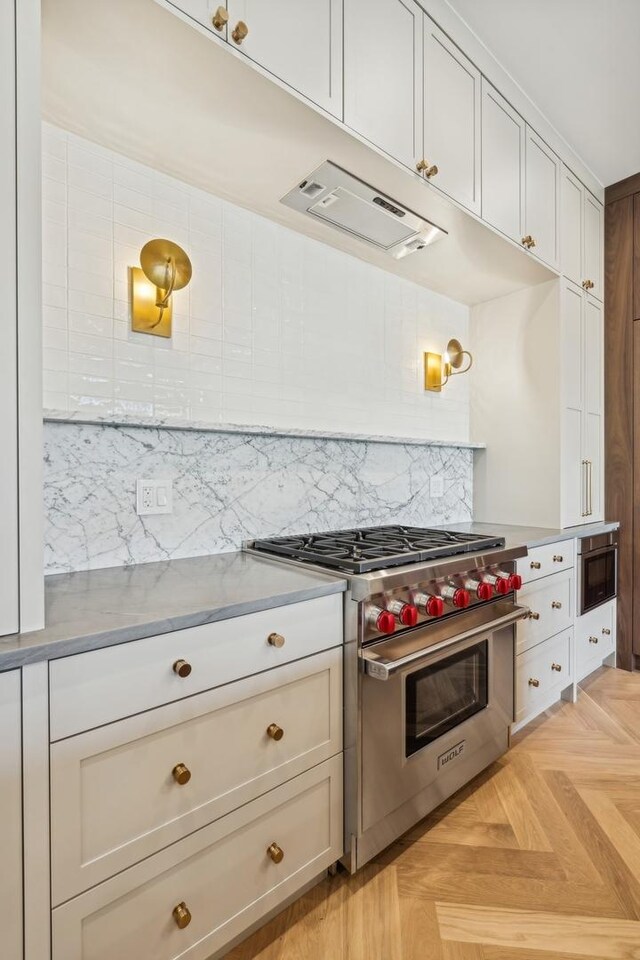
[577,532,617,616]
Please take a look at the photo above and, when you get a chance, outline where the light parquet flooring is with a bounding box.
[224,667,640,960]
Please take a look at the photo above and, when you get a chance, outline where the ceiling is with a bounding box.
[446,0,640,187]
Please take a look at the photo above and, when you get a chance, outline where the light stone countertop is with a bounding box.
[440,520,620,549]
[0,551,346,670]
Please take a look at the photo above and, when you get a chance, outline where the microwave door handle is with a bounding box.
[361,604,530,680]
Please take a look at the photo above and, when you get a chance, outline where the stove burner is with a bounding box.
[251,525,505,574]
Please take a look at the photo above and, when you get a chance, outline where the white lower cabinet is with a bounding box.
[0,670,22,960]
[575,599,616,683]
[515,628,571,726]
[52,755,343,960]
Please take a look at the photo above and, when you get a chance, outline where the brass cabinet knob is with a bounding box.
[582,279,595,290]
[521,235,536,249]
[551,600,562,609]
[528,678,540,687]
[173,659,192,678]
[267,632,285,648]
[528,611,540,620]
[416,159,438,178]
[172,902,192,929]
[530,561,541,569]
[232,20,249,43]
[602,627,611,635]
[553,555,563,563]
[211,5,229,30]
[589,636,599,644]
[267,842,284,864]
[267,723,284,741]
[172,763,191,786]
[551,662,562,672]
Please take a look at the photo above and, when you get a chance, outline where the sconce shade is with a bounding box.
[140,239,192,294]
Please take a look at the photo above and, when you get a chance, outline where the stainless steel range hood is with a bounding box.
[281,161,447,260]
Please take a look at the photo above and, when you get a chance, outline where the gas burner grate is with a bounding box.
[251,525,505,574]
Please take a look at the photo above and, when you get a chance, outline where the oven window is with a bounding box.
[405,640,488,757]
[582,549,616,612]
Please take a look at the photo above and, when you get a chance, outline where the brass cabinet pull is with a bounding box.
[551,662,562,672]
[416,159,438,178]
[172,763,191,786]
[521,235,536,249]
[173,902,192,929]
[232,20,248,43]
[582,279,595,290]
[530,561,541,569]
[267,722,284,741]
[602,627,611,635]
[211,5,229,30]
[587,459,593,517]
[551,600,562,609]
[553,555,563,563]
[267,842,284,863]
[267,632,285,648]
[528,611,540,620]
[173,659,192,678]
[528,678,540,687]
[589,636,599,644]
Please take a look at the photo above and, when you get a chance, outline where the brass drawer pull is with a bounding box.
[528,611,540,620]
[551,662,562,672]
[173,902,192,929]
[267,842,284,864]
[553,555,563,562]
[589,636,599,644]
[416,159,438,178]
[172,763,191,786]
[530,561,541,569]
[267,723,284,741]
[268,632,285,648]
[551,600,562,609]
[232,20,248,43]
[211,5,228,30]
[528,678,540,687]
[602,627,611,635]
[173,659,192,678]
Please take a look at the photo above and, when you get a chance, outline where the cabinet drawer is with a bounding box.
[516,629,571,723]
[49,593,342,740]
[52,756,343,960]
[576,599,615,680]
[516,570,573,654]
[51,648,342,904]
[517,540,574,584]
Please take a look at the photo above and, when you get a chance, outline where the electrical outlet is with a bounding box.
[136,478,173,516]
[430,476,444,498]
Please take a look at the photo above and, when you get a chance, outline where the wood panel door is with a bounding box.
[226,0,343,118]
[524,126,560,269]
[344,0,423,171]
[423,16,481,214]
[480,80,524,243]
[0,670,22,960]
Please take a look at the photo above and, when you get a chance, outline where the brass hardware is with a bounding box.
[589,636,599,644]
[130,239,192,338]
[528,678,540,687]
[173,659,192,678]
[602,627,611,635]
[553,555,563,563]
[424,338,473,392]
[551,600,562,609]
[232,20,248,43]
[212,5,229,30]
[528,611,540,620]
[530,561,541,569]
[551,662,562,672]
[267,842,284,864]
[582,279,595,290]
[172,902,192,930]
[267,632,285,648]
[267,723,284,741]
[521,235,536,249]
[587,459,593,516]
[172,763,191,786]
[416,159,438,179]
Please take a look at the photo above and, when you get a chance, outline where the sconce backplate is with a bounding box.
[424,351,443,392]
[129,266,173,337]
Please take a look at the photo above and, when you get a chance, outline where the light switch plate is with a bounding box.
[430,476,444,498]
[136,478,173,515]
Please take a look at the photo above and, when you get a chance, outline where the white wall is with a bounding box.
[42,123,470,442]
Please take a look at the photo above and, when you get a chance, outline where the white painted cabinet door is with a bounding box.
[583,192,604,301]
[560,166,583,288]
[561,280,584,527]
[226,0,343,118]
[524,126,560,269]
[583,295,603,520]
[0,670,22,960]
[423,17,481,214]
[344,0,423,171]
[481,81,524,242]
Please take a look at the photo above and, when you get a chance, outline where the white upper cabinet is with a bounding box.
[583,191,604,301]
[583,294,603,520]
[481,81,524,242]
[343,0,422,170]
[524,126,560,269]
[560,167,583,288]
[225,0,343,118]
[422,17,481,214]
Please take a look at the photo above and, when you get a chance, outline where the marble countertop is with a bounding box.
[441,520,620,549]
[0,552,346,670]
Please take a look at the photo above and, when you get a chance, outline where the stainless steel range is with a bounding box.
[248,525,529,872]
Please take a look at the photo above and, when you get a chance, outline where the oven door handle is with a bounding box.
[361,604,530,680]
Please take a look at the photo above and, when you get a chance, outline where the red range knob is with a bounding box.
[477,582,493,601]
[494,577,510,595]
[398,603,419,626]
[452,588,470,608]
[509,573,523,591]
[375,610,396,634]
[425,596,444,617]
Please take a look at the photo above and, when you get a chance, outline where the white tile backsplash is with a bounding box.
[42,123,471,442]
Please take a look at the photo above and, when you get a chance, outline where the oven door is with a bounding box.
[580,545,617,614]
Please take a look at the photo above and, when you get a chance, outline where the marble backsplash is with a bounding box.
[44,421,473,574]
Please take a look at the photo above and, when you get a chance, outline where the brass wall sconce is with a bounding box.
[129,238,192,338]
[424,338,473,392]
